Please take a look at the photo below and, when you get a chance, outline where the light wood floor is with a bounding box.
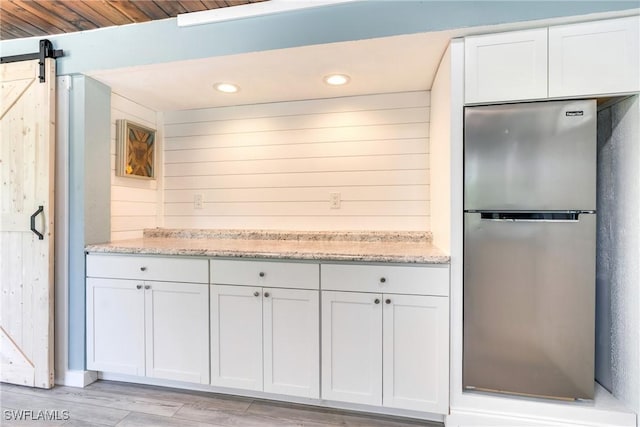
[1,380,443,426]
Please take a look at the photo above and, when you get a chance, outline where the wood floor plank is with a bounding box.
[0,389,128,426]
[173,404,330,427]
[1,381,443,427]
[116,411,223,427]
[3,384,182,417]
[88,381,252,412]
[246,401,438,427]
[244,401,348,426]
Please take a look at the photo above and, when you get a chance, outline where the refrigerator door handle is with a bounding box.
[479,212,582,222]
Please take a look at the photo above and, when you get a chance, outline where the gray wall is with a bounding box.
[68,75,111,370]
[596,95,640,414]
[1,1,638,76]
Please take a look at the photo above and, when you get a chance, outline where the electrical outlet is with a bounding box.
[194,193,204,209]
[329,192,341,209]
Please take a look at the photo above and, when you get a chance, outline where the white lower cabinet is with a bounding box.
[86,278,209,384]
[210,283,320,399]
[87,254,450,416]
[321,264,450,414]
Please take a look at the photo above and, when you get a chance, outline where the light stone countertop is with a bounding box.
[85,229,450,264]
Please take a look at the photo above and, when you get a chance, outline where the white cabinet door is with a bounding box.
[210,284,263,391]
[382,294,449,413]
[86,278,145,375]
[263,288,319,398]
[321,291,382,406]
[465,28,548,103]
[145,281,209,384]
[549,16,640,97]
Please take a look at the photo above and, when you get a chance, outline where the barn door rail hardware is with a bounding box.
[0,39,63,83]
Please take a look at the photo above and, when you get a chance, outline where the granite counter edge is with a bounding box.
[85,245,450,265]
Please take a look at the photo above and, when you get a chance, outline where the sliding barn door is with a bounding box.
[0,58,55,388]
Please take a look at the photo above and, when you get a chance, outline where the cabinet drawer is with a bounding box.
[211,260,319,290]
[321,264,449,296]
[86,254,208,283]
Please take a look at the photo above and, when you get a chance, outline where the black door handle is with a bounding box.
[30,205,44,240]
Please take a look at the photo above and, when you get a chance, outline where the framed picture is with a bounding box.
[116,119,156,179]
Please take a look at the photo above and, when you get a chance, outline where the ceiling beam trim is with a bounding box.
[177,0,355,26]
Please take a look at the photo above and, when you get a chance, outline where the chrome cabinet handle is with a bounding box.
[374,298,380,304]
[385,299,391,304]
[254,291,260,297]
[380,277,386,283]
[259,272,265,277]
[136,284,142,290]
[140,267,147,271]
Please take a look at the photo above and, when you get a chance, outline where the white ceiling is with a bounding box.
[88,29,458,112]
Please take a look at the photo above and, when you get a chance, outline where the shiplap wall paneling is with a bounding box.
[163,92,430,231]
[110,94,162,241]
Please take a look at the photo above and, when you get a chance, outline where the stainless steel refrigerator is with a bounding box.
[463,99,596,400]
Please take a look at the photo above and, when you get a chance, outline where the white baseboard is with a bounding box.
[446,408,636,427]
[446,385,637,427]
[56,370,98,387]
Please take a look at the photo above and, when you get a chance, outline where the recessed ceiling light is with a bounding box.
[214,83,239,93]
[324,74,350,86]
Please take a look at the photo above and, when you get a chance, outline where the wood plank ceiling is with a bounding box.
[0,1,266,41]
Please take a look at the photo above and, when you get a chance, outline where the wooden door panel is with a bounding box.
[0,58,55,388]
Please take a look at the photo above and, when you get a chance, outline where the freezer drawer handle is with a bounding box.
[480,212,581,222]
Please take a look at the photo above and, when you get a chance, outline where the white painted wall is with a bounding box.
[110,94,163,241]
[163,92,431,231]
[429,45,452,254]
[596,95,640,416]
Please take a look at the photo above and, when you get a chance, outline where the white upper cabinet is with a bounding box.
[465,28,548,104]
[549,16,640,97]
[465,16,640,104]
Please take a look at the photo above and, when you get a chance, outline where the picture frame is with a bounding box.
[116,119,156,179]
